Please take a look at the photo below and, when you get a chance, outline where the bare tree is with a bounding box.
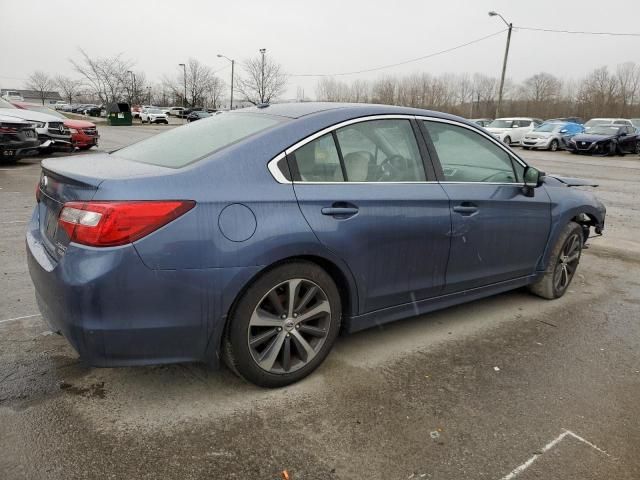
[54,75,83,105]
[616,62,640,116]
[312,61,640,119]
[236,54,287,105]
[164,58,222,108]
[71,49,134,105]
[26,71,54,105]
[205,76,226,109]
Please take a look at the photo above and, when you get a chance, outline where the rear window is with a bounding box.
[114,112,282,168]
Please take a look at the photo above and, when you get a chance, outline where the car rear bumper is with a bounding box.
[26,208,260,367]
[1,139,41,157]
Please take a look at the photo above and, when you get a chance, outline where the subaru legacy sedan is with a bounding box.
[27,103,606,387]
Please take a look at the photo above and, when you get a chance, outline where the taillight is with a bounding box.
[36,181,41,202]
[57,200,195,247]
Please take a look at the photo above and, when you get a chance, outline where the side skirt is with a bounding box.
[345,274,540,333]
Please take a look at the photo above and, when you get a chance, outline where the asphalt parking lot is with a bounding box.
[1,126,639,479]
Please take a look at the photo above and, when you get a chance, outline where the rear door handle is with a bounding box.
[453,203,479,216]
[321,207,359,216]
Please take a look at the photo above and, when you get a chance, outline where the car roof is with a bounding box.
[234,102,471,124]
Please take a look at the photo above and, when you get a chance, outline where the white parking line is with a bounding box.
[0,220,27,224]
[498,429,611,480]
[0,313,41,325]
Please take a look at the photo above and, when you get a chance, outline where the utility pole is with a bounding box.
[178,63,187,108]
[217,54,235,110]
[127,70,136,105]
[259,48,266,104]
[489,11,512,118]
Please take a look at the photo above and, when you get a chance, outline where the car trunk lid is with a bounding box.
[37,154,174,260]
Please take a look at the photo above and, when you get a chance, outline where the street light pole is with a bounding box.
[147,86,152,105]
[127,70,136,105]
[178,63,187,109]
[259,48,266,104]
[489,11,512,118]
[217,54,235,110]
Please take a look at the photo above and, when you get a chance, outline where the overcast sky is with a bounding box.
[2,0,639,100]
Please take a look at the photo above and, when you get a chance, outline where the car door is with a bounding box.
[288,117,451,314]
[619,126,637,152]
[420,119,552,293]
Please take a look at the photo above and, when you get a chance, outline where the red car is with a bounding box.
[12,102,99,150]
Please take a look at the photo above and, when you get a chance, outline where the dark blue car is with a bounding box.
[27,103,606,387]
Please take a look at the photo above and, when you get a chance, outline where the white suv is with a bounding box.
[140,108,169,124]
[485,117,543,145]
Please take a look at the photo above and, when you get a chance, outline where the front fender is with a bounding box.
[539,184,605,270]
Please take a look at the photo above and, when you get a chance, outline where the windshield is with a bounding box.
[487,119,514,128]
[115,112,282,168]
[148,109,162,114]
[588,126,619,135]
[534,123,562,133]
[584,119,611,128]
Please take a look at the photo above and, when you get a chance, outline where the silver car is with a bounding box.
[521,122,584,151]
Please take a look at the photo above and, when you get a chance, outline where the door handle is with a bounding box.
[321,207,359,216]
[453,203,479,216]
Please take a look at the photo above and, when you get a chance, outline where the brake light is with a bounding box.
[57,200,195,247]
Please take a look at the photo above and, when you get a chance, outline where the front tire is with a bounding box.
[504,136,511,145]
[529,222,583,299]
[224,262,342,387]
[549,139,559,151]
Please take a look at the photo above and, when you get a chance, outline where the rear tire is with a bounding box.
[224,262,342,387]
[528,222,583,299]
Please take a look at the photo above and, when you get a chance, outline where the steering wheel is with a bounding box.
[376,155,408,181]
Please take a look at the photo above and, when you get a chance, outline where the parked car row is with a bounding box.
[474,116,640,156]
[0,98,99,161]
[56,103,105,117]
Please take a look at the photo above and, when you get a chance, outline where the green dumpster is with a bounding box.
[106,103,132,126]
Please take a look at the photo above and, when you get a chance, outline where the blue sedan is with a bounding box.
[27,103,606,387]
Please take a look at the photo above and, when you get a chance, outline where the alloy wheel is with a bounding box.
[553,233,581,292]
[247,278,332,374]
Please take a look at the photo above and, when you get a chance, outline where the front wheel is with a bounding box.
[503,136,511,145]
[529,222,583,299]
[549,139,559,151]
[224,262,342,387]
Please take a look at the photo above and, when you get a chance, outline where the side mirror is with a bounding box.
[522,166,544,197]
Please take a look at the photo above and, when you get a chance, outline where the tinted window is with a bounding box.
[291,133,343,182]
[423,121,522,183]
[115,113,281,168]
[335,119,426,182]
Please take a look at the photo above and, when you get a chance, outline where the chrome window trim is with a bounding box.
[267,152,290,184]
[266,114,528,185]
